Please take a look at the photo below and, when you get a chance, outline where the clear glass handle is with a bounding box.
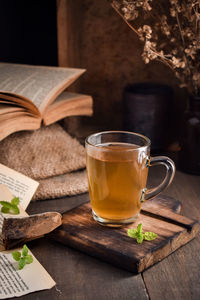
[144,156,175,201]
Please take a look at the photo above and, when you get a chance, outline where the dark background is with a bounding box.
[0,0,186,149]
[0,0,57,66]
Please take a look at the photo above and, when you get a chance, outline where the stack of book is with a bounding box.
[0,62,93,141]
[0,63,93,199]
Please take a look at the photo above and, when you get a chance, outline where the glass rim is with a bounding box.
[85,130,151,150]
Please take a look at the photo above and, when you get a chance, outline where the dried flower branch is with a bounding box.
[110,0,200,96]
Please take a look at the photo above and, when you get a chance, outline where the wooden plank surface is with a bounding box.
[21,169,200,300]
[50,196,199,274]
[142,169,200,300]
[25,196,149,300]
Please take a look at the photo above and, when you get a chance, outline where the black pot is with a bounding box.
[123,82,174,151]
[179,95,200,175]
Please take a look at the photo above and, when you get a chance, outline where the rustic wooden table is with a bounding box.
[20,167,200,300]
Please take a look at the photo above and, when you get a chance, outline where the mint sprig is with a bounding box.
[12,245,33,270]
[127,223,157,244]
[0,197,20,215]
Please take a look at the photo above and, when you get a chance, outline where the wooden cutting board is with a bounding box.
[51,195,199,273]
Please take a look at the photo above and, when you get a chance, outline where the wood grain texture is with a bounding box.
[56,0,82,69]
[142,169,200,300]
[25,194,149,300]
[56,0,82,95]
[51,196,199,274]
[23,237,149,300]
[56,0,84,133]
[2,212,62,249]
[142,238,200,300]
[21,170,200,300]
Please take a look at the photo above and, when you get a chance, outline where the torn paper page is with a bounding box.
[0,186,56,297]
[0,163,39,210]
[0,248,55,299]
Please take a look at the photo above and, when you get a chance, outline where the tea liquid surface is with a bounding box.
[86,142,148,220]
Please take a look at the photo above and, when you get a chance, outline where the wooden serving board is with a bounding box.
[51,195,199,273]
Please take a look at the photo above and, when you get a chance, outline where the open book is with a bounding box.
[0,63,93,141]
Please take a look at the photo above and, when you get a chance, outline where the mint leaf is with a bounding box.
[1,206,10,213]
[127,223,158,244]
[137,223,143,235]
[127,228,138,238]
[0,201,14,209]
[12,245,33,270]
[25,255,33,264]
[18,257,26,270]
[0,200,20,215]
[136,234,144,244]
[11,197,20,206]
[144,232,158,241]
[12,251,21,261]
[22,245,28,257]
[10,205,20,215]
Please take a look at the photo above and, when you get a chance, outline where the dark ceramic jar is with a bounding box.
[123,83,174,151]
[179,95,200,175]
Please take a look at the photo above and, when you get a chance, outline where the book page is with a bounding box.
[0,164,39,210]
[0,93,40,115]
[0,186,56,298]
[0,63,85,114]
[43,91,93,125]
[0,104,24,115]
[0,249,55,299]
[0,114,41,142]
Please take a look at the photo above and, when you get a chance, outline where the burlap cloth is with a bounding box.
[0,124,88,200]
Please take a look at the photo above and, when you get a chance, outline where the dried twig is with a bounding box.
[110,0,200,96]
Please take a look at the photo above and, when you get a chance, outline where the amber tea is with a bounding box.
[86,142,148,221]
[85,131,175,226]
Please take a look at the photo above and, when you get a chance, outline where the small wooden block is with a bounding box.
[2,212,62,250]
[51,196,199,273]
